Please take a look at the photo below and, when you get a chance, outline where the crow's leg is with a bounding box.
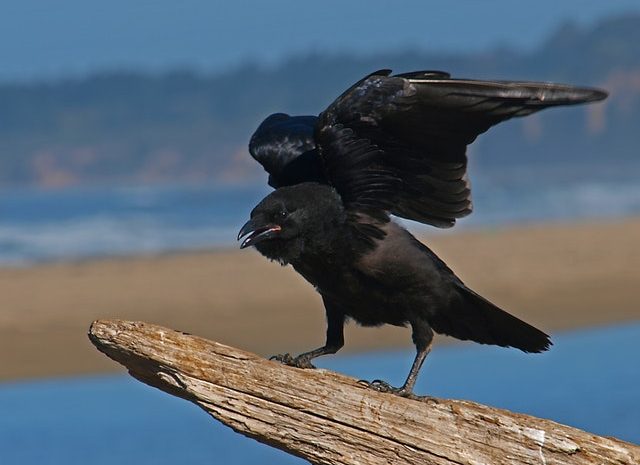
[365,320,434,397]
[271,297,345,369]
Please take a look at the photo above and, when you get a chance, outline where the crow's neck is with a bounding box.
[289,220,378,290]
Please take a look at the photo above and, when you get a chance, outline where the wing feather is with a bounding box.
[249,113,323,188]
[248,70,607,240]
[314,70,607,232]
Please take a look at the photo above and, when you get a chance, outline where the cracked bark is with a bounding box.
[88,319,639,465]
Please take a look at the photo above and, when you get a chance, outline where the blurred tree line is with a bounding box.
[0,14,638,188]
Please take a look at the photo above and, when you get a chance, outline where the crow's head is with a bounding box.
[237,182,346,264]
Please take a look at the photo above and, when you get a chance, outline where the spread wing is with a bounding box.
[316,69,607,229]
[249,69,608,234]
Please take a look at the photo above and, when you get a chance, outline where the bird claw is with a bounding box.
[269,353,316,369]
[270,353,294,364]
[358,379,417,399]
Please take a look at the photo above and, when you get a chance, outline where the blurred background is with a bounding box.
[0,1,638,463]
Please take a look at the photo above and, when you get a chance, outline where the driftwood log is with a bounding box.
[88,319,639,465]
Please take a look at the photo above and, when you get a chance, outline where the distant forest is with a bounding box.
[0,14,639,188]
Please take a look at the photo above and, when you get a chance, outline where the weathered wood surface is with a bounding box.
[88,319,639,465]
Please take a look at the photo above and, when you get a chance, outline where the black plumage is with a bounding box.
[239,69,607,396]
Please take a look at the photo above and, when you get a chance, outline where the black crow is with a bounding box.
[238,69,607,396]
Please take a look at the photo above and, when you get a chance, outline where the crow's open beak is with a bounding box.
[237,219,282,249]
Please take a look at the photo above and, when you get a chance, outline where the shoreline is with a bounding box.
[1,218,639,382]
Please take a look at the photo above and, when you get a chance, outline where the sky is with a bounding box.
[1,0,639,83]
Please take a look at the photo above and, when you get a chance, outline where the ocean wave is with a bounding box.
[465,181,640,226]
[0,180,638,266]
[0,215,238,266]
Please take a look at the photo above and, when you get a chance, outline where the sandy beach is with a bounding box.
[1,218,639,382]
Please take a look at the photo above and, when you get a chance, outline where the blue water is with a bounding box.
[0,163,640,266]
[0,184,269,265]
[0,324,638,464]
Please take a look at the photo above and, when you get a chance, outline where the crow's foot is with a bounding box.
[269,353,316,369]
[358,379,419,399]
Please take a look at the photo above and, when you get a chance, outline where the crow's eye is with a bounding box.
[278,210,288,219]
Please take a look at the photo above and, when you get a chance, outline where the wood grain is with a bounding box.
[89,319,639,465]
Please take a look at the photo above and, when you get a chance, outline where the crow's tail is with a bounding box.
[430,283,552,353]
